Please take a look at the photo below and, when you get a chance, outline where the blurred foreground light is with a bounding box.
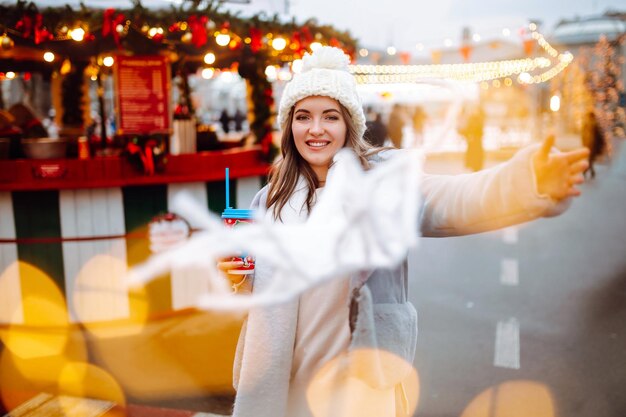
[461,380,555,417]
[307,348,419,417]
[310,42,322,51]
[43,51,55,62]
[102,56,114,67]
[359,48,369,57]
[386,46,396,56]
[204,52,216,65]
[5,71,15,79]
[472,33,481,42]
[550,95,560,112]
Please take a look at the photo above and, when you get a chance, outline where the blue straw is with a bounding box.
[225,167,231,209]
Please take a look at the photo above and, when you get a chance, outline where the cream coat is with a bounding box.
[231,145,567,417]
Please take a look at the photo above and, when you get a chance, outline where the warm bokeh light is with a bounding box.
[102,56,114,67]
[5,71,15,79]
[215,33,231,46]
[43,51,55,62]
[69,28,85,42]
[204,52,216,65]
[291,59,303,74]
[307,348,419,417]
[387,46,397,56]
[272,37,287,51]
[58,362,125,406]
[71,255,130,324]
[310,42,322,51]
[83,309,243,399]
[550,95,561,112]
[0,262,69,359]
[359,48,369,57]
[0,261,89,412]
[461,380,555,417]
[202,68,215,79]
[265,65,278,81]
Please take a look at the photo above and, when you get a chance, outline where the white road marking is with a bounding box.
[500,258,519,286]
[502,226,518,244]
[494,318,520,369]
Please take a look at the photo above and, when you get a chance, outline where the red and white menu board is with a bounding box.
[114,55,171,134]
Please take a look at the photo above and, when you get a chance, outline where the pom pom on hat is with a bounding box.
[301,46,350,72]
[277,46,366,139]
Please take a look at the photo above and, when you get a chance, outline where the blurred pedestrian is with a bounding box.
[8,103,48,138]
[219,109,232,133]
[387,103,405,148]
[581,110,606,179]
[234,109,246,132]
[364,110,388,147]
[412,105,427,146]
[460,105,485,171]
[0,109,22,158]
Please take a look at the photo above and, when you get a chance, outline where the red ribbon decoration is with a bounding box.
[102,8,126,47]
[249,27,263,53]
[16,13,51,44]
[126,139,158,175]
[33,14,51,44]
[187,15,208,48]
[15,15,33,38]
[260,131,273,156]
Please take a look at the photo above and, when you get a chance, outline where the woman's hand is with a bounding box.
[217,259,253,293]
[533,135,590,201]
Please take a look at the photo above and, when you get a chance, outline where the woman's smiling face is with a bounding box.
[291,95,347,182]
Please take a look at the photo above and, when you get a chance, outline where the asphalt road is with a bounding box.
[408,154,626,417]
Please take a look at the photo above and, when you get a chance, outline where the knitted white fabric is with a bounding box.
[277,46,366,139]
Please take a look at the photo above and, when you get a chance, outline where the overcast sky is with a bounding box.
[37,0,625,50]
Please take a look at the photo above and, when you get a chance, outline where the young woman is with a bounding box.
[226,47,589,417]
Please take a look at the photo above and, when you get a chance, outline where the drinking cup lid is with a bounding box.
[221,208,254,219]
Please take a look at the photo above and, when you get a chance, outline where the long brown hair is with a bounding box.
[266,101,382,221]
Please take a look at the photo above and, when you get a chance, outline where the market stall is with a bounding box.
[0,1,357,413]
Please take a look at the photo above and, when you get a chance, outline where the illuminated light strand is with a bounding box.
[349,29,572,85]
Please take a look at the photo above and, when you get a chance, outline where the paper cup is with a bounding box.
[222,208,255,274]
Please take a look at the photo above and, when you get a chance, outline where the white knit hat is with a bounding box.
[277,46,366,139]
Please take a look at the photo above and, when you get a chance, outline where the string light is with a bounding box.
[350,28,572,86]
[69,27,85,42]
[215,33,230,46]
[271,37,287,51]
[203,52,216,64]
[102,56,114,67]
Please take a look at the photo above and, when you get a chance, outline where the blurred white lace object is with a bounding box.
[129,148,422,310]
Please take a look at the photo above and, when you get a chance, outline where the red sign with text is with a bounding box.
[114,55,171,134]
